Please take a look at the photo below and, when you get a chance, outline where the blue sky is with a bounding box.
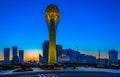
[0,0,120,59]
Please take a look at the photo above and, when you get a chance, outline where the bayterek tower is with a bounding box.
[45,4,60,64]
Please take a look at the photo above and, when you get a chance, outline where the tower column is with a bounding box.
[48,19,57,64]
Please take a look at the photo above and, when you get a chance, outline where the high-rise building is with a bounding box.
[12,46,18,57]
[39,54,42,63]
[19,50,24,63]
[56,45,63,51]
[11,56,19,65]
[45,4,60,64]
[43,41,49,63]
[4,48,10,61]
[56,45,63,62]
[109,49,118,64]
[12,46,19,65]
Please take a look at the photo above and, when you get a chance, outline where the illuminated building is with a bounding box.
[58,53,70,63]
[57,49,96,64]
[45,4,60,64]
[58,49,77,63]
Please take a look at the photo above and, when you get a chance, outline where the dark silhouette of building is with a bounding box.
[98,50,101,65]
[43,41,49,63]
[3,48,11,65]
[12,46,19,65]
[118,59,120,65]
[4,48,10,61]
[11,56,19,65]
[99,58,108,65]
[39,54,42,63]
[56,45,63,51]
[12,46,18,57]
[19,50,24,64]
[109,49,118,65]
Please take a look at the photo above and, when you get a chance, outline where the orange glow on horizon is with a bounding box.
[0,51,120,61]
[0,49,42,62]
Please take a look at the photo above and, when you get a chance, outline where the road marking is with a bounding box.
[51,73,59,77]
[38,74,42,77]
[38,73,59,77]
[41,74,46,77]
[47,73,59,77]
[48,74,53,77]
[44,74,50,77]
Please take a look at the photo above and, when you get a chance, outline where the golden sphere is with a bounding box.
[46,4,59,15]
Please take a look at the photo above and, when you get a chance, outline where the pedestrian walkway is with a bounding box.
[0,68,19,75]
[38,73,59,77]
[32,67,44,72]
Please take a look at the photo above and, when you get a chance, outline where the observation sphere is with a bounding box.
[46,4,59,15]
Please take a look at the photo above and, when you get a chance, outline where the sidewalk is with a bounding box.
[0,67,120,75]
[77,67,120,73]
[0,68,20,75]
[32,67,44,72]
[0,67,44,75]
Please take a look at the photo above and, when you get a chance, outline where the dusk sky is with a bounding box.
[0,0,120,61]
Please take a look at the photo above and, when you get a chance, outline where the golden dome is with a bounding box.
[46,4,59,14]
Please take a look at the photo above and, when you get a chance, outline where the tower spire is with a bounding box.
[76,46,79,63]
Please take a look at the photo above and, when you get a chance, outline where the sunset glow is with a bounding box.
[0,49,42,61]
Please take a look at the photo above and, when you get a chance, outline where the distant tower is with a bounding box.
[19,50,24,63]
[4,48,10,61]
[45,4,60,64]
[98,50,100,65]
[76,46,79,63]
[12,46,18,57]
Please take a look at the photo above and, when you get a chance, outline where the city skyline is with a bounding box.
[0,43,119,61]
[0,0,120,61]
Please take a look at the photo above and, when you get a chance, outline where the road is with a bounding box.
[6,72,120,77]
